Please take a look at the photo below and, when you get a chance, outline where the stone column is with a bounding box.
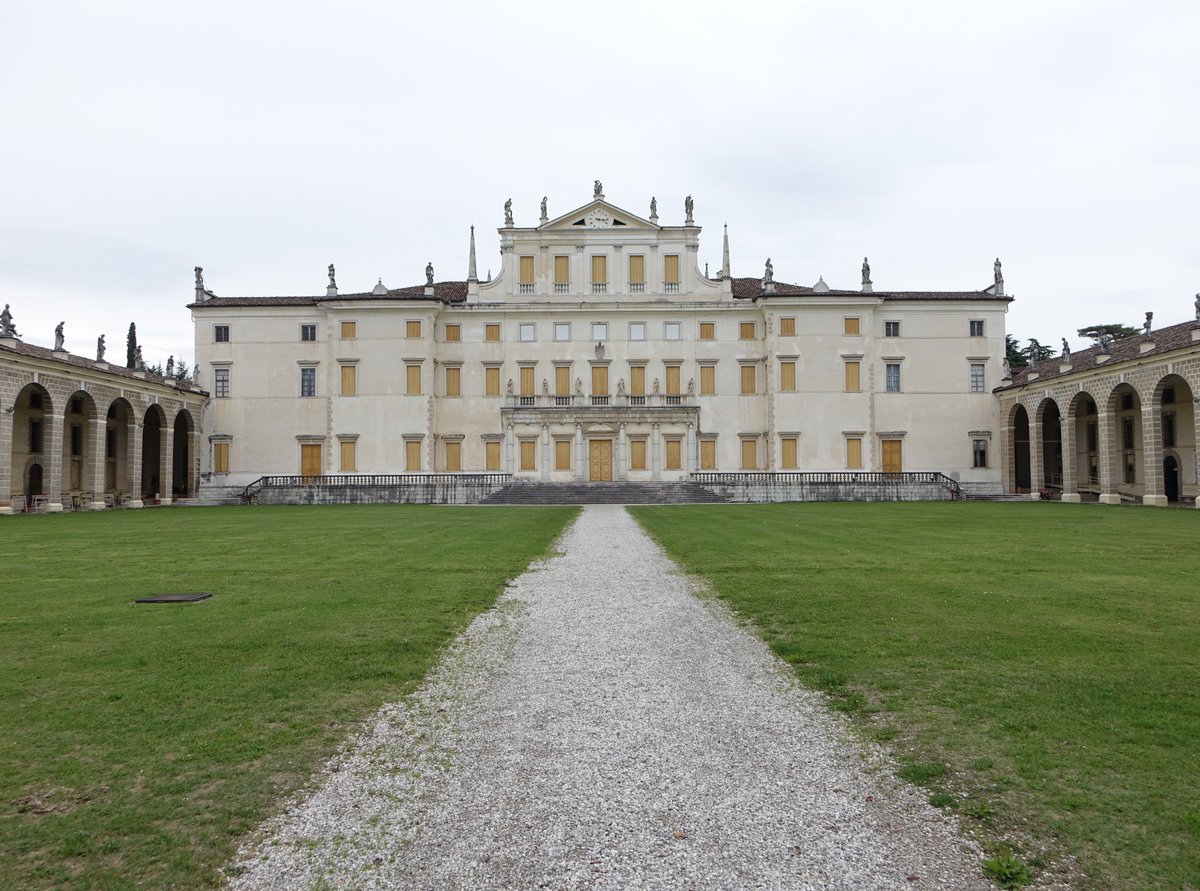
[574,423,584,481]
[540,424,549,481]
[87,417,107,509]
[651,423,662,481]
[1028,415,1044,499]
[617,423,627,481]
[1059,414,1080,504]
[190,426,203,497]
[1097,409,1120,505]
[128,418,144,508]
[1000,410,1016,494]
[159,424,174,503]
[504,422,514,475]
[1142,405,1166,506]
[44,412,64,512]
[687,421,697,473]
[0,409,13,514]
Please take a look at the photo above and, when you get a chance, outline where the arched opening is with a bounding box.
[1108,383,1143,496]
[1012,403,1031,491]
[10,383,53,510]
[1164,455,1181,502]
[1069,391,1099,496]
[105,398,135,496]
[1154,375,1195,505]
[172,409,196,498]
[141,404,166,501]
[1038,398,1063,493]
[63,390,98,505]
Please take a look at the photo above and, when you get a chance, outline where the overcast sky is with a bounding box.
[2,0,1197,369]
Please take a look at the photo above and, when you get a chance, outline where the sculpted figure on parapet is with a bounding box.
[195,266,205,290]
[166,356,175,377]
[862,256,871,283]
[650,196,657,218]
[97,334,106,362]
[540,196,547,220]
[994,257,1003,287]
[1195,293,1200,320]
[763,258,774,284]
[425,262,435,286]
[1061,338,1071,361]
[1,303,16,337]
[684,194,694,223]
[328,264,336,288]
[503,199,513,226]
[54,321,65,351]
[594,180,603,198]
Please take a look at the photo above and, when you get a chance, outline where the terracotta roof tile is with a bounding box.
[0,339,207,395]
[727,277,1009,302]
[191,281,470,308]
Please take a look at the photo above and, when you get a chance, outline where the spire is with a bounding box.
[467,225,478,283]
[721,223,730,279]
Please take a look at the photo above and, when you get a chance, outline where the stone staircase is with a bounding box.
[480,480,731,505]
[190,484,247,506]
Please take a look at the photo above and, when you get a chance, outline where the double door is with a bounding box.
[588,439,613,481]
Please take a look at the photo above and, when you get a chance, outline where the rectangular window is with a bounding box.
[520,439,536,471]
[555,439,571,471]
[779,360,796,392]
[699,364,715,396]
[485,440,501,471]
[29,419,42,453]
[779,317,796,336]
[591,255,607,292]
[213,441,230,474]
[1086,422,1098,453]
[70,424,83,457]
[591,365,608,395]
[1163,412,1177,448]
[970,320,985,337]
[519,322,536,342]
[843,317,861,336]
[444,323,461,342]
[629,438,647,470]
[484,323,501,342]
[741,439,757,470]
[340,365,357,396]
[445,366,461,397]
[406,364,422,395]
[340,321,356,340]
[519,255,535,287]
[972,439,988,468]
[405,440,421,471]
[885,321,900,337]
[406,320,422,338]
[885,363,901,392]
[663,254,680,286]
[629,255,645,287]
[485,365,501,396]
[591,322,608,341]
[781,436,798,469]
[664,321,681,341]
[300,324,317,342]
[214,325,230,343]
[970,363,986,392]
[554,322,571,341]
[445,440,461,472]
[1122,416,1135,450]
[665,364,681,395]
[739,321,756,340]
[520,365,535,396]
[629,321,646,341]
[700,439,716,470]
[300,366,316,397]
[844,360,861,392]
[740,364,756,395]
[556,365,571,396]
[665,439,682,470]
[340,440,356,473]
[699,321,715,341]
[630,365,646,396]
[554,255,570,291]
[846,437,863,469]
[214,367,230,398]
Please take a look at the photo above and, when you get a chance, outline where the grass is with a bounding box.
[631,502,1200,891]
[0,504,576,889]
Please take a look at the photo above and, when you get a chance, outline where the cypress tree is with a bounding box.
[126,323,138,369]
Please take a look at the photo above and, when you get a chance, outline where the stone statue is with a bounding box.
[1002,357,1012,379]
[425,262,434,285]
[684,194,694,224]
[195,266,205,290]
[617,378,626,396]
[1,303,15,337]
[764,258,774,284]
[575,378,583,396]
[1195,293,1200,320]
[503,198,513,226]
[54,321,65,351]
[192,365,199,384]
[1144,311,1154,337]
[652,378,661,396]
[862,256,871,283]
[134,345,145,371]
[540,196,548,220]
[687,378,695,397]
[97,334,106,361]
[594,180,603,198]
[994,257,1004,288]
[506,378,514,396]
[166,355,175,377]
[650,196,657,219]
[542,378,549,395]
[328,263,336,288]
[1061,338,1071,361]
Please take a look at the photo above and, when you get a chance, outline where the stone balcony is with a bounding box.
[502,391,698,424]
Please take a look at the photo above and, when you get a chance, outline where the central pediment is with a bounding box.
[541,199,658,232]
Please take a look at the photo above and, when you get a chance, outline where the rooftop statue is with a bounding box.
[134,345,145,371]
[594,180,603,197]
[540,196,548,220]
[0,303,13,336]
[763,257,774,284]
[1144,311,1154,337]
[1061,338,1071,361]
[328,263,336,288]
[862,256,871,283]
[994,257,1003,286]
[503,198,513,226]
[425,262,435,286]
[1195,292,1200,320]
[650,196,657,219]
[166,355,175,377]
[195,266,205,290]
[54,321,65,351]
[96,334,106,362]
[684,194,694,224]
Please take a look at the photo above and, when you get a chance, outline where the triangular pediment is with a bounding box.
[541,199,658,232]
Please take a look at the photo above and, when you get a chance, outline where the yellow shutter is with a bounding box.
[740,364,756,395]
[629,254,644,284]
[340,321,356,339]
[554,255,570,285]
[520,366,535,396]
[780,360,796,391]
[666,365,681,395]
[779,317,796,336]
[484,323,500,342]
[406,320,421,338]
[844,360,860,392]
[591,255,606,285]
[445,324,461,342]
[213,441,229,474]
[666,439,682,470]
[340,365,357,396]
[485,366,500,396]
[781,436,797,469]
[445,366,461,397]
[556,366,570,396]
[445,441,461,472]
[699,322,715,340]
[406,364,422,395]
[664,254,680,283]
[700,365,715,395]
[740,321,755,340]
[519,255,535,285]
[741,439,757,469]
[844,317,861,335]
[555,440,571,470]
[591,365,608,395]
[630,366,645,395]
[700,439,716,469]
[405,440,421,471]
[340,440,356,472]
[847,437,863,469]
[630,438,646,470]
[485,440,500,471]
[883,439,903,474]
[520,440,536,470]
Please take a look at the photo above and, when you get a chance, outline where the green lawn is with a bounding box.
[631,502,1200,891]
[0,505,576,889]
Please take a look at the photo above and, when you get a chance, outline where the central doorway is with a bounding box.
[589,439,613,481]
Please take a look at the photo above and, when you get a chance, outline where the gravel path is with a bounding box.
[229,504,991,890]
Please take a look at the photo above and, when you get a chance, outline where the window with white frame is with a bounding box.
[629,321,646,341]
[973,438,988,468]
[300,324,317,342]
[214,325,230,343]
[970,319,985,337]
[664,321,681,341]
[519,322,536,342]
[591,322,608,341]
[554,322,571,342]
[214,367,230,398]
[970,363,986,392]
[884,321,900,337]
[885,363,901,392]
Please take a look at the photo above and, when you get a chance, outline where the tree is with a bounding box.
[1076,322,1138,348]
[1023,338,1054,365]
[1006,334,1028,370]
[126,323,138,369]
[173,360,191,381]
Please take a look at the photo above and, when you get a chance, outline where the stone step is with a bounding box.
[481,481,729,505]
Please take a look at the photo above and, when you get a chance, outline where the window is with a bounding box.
[1086,422,1098,452]
[629,438,647,470]
[300,324,317,342]
[781,436,798,469]
[1121,392,1134,411]
[29,419,42,453]
[70,423,82,456]
[629,322,646,341]
[843,317,861,335]
[213,441,230,474]
[1121,416,1135,450]
[340,321,356,340]
[591,255,607,293]
[214,367,230,398]
[444,323,461,342]
[700,439,716,470]
[445,366,461,397]
[972,439,988,468]
[554,255,570,293]
[406,364,422,395]
[1163,412,1177,448]
[884,321,900,337]
[484,323,501,342]
[630,365,646,396]
[406,320,422,338]
[739,321,756,340]
[699,322,715,341]
[740,439,757,470]
[664,321,681,341]
[520,365,535,396]
[485,365,501,397]
[885,363,901,393]
[555,365,571,396]
[779,360,796,392]
[214,325,230,343]
[591,322,608,342]
[779,317,796,336]
[629,255,645,292]
[740,364,756,395]
[844,360,861,392]
[340,440,356,472]
[405,440,421,471]
[554,322,571,342]
[519,256,535,294]
[699,364,716,396]
[970,320,985,337]
[591,365,609,395]
[519,323,536,342]
[970,363,986,392]
[340,364,357,396]
[520,439,536,471]
[846,437,863,469]
[663,254,680,290]
[445,440,461,472]
[665,439,682,470]
[665,364,681,395]
[555,440,571,471]
[485,440,501,471]
[300,366,316,397]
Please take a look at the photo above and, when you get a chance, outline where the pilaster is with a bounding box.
[159,424,174,502]
[88,417,107,509]
[128,418,144,508]
[1059,414,1081,503]
[44,412,64,511]
[1141,405,1166,506]
[1097,409,1121,504]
